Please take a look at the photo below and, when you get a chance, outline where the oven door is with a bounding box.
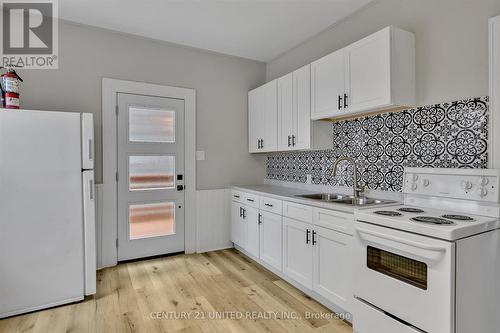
[353,221,455,333]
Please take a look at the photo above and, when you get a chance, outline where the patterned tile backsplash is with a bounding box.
[266,96,489,192]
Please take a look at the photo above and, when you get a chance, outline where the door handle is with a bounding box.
[344,93,348,108]
[306,229,310,244]
[356,227,447,252]
[88,139,93,160]
[89,179,94,200]
[177,185,184,191]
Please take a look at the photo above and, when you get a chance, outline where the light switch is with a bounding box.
[196,150,205,161]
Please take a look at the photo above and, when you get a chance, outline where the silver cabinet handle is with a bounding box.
[89,179,94,200]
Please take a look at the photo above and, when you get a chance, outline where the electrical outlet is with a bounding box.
[306,174,312,184]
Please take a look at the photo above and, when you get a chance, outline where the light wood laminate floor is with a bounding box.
[0,249,352,333]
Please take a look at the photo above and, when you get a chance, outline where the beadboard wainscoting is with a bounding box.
[267,96,489,192]
[196,189,232,252]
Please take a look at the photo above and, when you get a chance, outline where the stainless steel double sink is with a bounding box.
[295,193,394,206]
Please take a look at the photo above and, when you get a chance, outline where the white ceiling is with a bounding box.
[59,0,373,62]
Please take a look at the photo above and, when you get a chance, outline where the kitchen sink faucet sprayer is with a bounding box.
[331,157,365,199]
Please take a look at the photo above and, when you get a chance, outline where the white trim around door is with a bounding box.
[101,78,196,268]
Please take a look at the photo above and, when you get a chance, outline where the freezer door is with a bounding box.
[81,113,94,170]
[0,110,84,318]
[82,170,96,295]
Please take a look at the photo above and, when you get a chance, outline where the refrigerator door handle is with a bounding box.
[88,139,93,161]
[89,179,94,200]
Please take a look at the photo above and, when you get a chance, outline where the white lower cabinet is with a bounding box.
[230,201,246,248]
[259,211,282,271]
[312,226,353,311]
[244,206,260,258]
[231,192,353,314]
[283,217,313,289]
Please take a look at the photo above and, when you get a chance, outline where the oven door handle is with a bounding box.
[356,227,447,252]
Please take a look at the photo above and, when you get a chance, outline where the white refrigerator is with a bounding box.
[0,109,96,318]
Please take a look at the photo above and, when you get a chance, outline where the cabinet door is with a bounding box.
[293,64,311,150]
[346,29,391,113]
[259,211,282,271]
[283,217,313,289]
[231,202,246,248]
[261,80,278,152]
[311,49,346,119]
[248,88,262,153]
[277,73,294,151]
[244,206,260,258]
[313,226,352,312]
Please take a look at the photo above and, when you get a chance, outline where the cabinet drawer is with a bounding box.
[231,190,244,203]
[243,193,260,208]
[283,201,312,223]
[260,196,282,214]
[313,207,353,235]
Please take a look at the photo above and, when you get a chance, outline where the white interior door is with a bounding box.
[117,93,185,261]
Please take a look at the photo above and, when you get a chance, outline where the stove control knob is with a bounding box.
[461,180,473,190]
[481,177,489,186]
[411,183,418,191]
[480,187,489,198]
[412,174,419,181]
[422,179,430,187]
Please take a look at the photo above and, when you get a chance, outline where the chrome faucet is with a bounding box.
[331,157,365,198]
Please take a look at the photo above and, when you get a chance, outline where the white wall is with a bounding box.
[267,0,500,106]
[18,20,267,189]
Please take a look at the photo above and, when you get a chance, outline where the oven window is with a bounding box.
[367,246,427,290]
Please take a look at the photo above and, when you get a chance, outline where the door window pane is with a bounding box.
[129,202,175,240]
[129,155,175,190]
[129,107,175,142]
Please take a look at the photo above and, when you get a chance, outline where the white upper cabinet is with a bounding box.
[311,49,347,120]
[248,80,278,153]
[277,64,313,151]
[311,26,415,120]
[277,72,294,150]
[293,64,312,150]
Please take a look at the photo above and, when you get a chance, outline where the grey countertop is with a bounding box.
[231,184,399,213]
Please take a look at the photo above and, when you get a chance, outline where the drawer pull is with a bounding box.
[264,203,274,207]
[234,195,240,198]
[247,198,255,202]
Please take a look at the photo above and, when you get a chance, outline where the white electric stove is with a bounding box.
[352,168,500,333]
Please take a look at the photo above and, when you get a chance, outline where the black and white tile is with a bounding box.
[266,96,489,192]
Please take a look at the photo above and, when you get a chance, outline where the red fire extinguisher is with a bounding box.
[0,66,23,109]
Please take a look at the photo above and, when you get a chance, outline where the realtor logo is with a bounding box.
[1,0,58,69]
